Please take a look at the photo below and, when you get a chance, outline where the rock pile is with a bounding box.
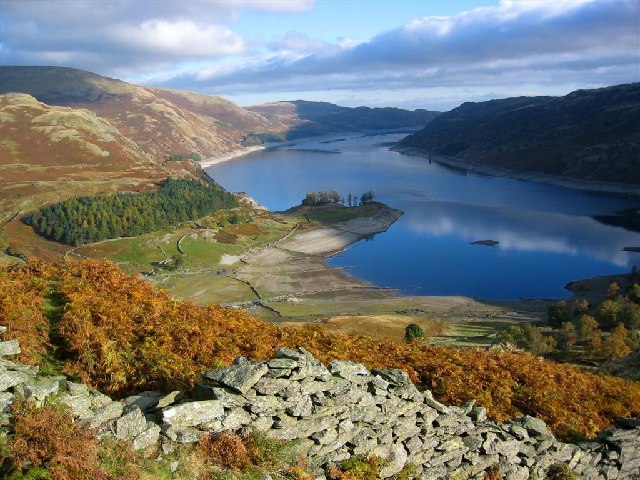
[1,329,639,479]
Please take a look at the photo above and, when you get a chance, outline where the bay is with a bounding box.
[207,132,640,300]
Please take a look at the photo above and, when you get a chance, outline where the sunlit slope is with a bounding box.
[0,93,200,220]
[0,66,283,161]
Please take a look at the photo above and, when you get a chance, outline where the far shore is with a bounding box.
[395,146,640,197]
[199,145,265,169]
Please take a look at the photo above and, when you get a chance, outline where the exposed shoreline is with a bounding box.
[199,145,265,169]
[395,146,640,197]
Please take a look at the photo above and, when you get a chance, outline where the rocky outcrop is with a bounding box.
[1,330,639,479]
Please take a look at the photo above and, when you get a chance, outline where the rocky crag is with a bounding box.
[1,328,639,479]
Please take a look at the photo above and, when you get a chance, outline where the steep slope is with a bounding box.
[397,83,640,185]
[248,100,440,139]
[0,93,202,217]
[0,66,283,161]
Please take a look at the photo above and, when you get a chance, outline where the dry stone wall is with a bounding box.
[1,329,639,479]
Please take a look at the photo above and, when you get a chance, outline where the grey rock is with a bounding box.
[123,391,162,412]
[202,362,269,394]
[379,442,408,478]
[252,416,274,432]
[0,370,30,392]
[164,426,203,443]
[0,358,38,374]
[254,377,292,396]
[270,413,339,440]
[222,407,252,430]
[203,362,268,394]
[115,406,148,440]
[371,374,390,390]
[18,376,61,402]
[0,326,6,334]
[469,406,487,422]
[372,368,411,387]
[329,361,370,384]
[422,390,451,415]
[156,391,184,409]
[66,381,89,395]
[286,394,313,417]
[248,395,281,416]
[515,415,554,438]
[0,340,20,357]
[87,401,124,429]
[161,400,224,428]
[0,392,13,412]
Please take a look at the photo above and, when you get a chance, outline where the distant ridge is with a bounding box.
[397,83,640,186]
[248,100,441,139]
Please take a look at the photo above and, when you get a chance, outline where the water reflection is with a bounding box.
[209,133,640,299]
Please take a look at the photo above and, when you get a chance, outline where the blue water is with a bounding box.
[207,133,640,300]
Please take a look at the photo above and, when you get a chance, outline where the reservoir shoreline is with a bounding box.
[394,146,640,197]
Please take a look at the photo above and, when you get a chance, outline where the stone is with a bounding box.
[372,368,411,387]
[115,406,148,440]
[0,340,20,357]
[0,392,13,412]
[203,362,268,394]
[164,426,203,443]
[515,415,554,438]
[123,391,162,412]
[248,395,281,416]
[222,407,252,430]
[469,406,487,422]
[18,376,62,402]
[156,391,184,409]
[378,442,408,478]
[270,413,339,440]
[0,370,30,392]
[371,374,390,390]
[329,361,370,384]
[131,423,161,450]
[0,326,6,334]
[161,400,224,428]
[286,394,313,417]
[87,401,124,429]
[422,390,451,415]
[254,377,292,396]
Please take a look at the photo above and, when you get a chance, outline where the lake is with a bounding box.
[207,133,640,300]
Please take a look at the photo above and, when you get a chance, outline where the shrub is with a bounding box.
[404,324,425,342]
[8,401,111,480]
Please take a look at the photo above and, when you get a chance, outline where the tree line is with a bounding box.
[24,179,238,246]
[302,190,375,207]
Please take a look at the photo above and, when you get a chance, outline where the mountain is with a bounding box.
[0,66,282,161]
[397,83,640,185]
[248,100,440,139]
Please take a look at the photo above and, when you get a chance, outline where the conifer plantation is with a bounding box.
[24,179,238,246]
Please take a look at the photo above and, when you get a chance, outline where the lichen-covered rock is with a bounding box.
[160,400,224,428]
[132,423,161,450]
[115,406,148,440]
[0,340,20,357]
[0,370,31,392]
[203,362,268,394]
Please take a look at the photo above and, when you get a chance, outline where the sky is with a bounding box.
[1,0,639,110]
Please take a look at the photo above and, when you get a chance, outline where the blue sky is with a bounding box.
[1,0,638,110]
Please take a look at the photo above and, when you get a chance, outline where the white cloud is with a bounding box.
[0,0,313,72]
[161,0,638,103]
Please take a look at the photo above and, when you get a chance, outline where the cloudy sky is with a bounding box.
[1,0,638,110]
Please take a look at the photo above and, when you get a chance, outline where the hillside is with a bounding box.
[0,66,283,161]
[0,93,203,220]
[397,83,640,185]
[248,100,440,139]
